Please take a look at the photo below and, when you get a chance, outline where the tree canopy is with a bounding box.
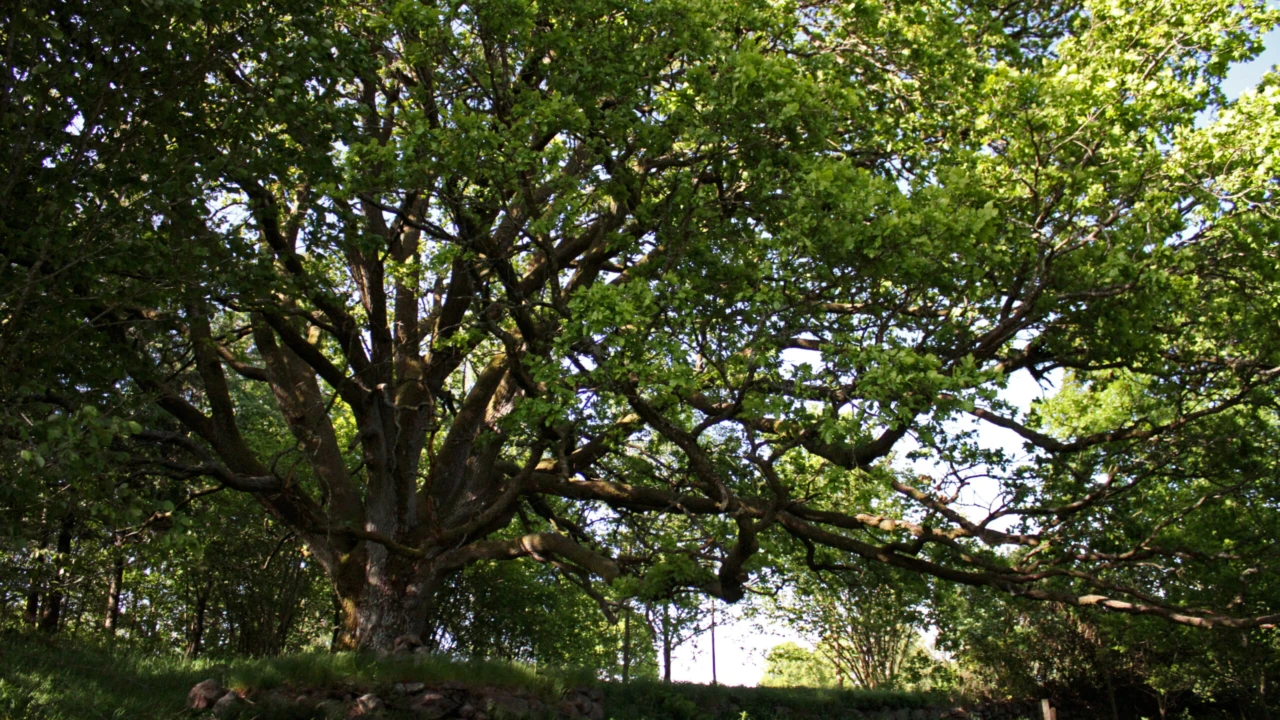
[5,0,1280,652]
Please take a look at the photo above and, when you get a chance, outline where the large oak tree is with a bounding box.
[6,0,1280,650]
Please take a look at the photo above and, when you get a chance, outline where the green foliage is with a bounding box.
[758,643,837,689]
[434,559,655,676]
[932,584,1280,716]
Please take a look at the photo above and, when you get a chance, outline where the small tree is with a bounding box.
[759,642,838,688]
[772,564,930,690]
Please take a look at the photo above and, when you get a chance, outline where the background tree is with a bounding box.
[758,642,837,689]
[933,583,1280,718]
[431,556,657,676]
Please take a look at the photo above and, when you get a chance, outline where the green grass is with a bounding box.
[0,631,955,720]
[219,650,596,697]
[602,679,952,720]
[0,631,209,720]
[0,631,596,720]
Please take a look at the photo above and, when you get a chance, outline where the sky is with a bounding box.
[664,27,1280,687]
[1222,29,1280,100]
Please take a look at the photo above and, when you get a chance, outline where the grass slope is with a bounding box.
[603,681,948,720]
[0,632,951,720]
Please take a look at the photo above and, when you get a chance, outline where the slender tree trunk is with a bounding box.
[185,579,213,659]
[1104,671,1121,720]
[622,609,632,683]
[24,586,40,627]
[662,604,672,683]
[1261,670,1272,720]
[70,595,85,632]
[25,531,47,627]
[276,605,297,654]
[127,587,140,638]
[104,554,123,636]
[38,513,73,633]
[710,604,717,685]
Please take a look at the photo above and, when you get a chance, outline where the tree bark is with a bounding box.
[710,604,717,685]
[38,513,73,633]
[1106,671,1120,720]
[185,578,213,660]
[330,593,343,651]
[1261,670,1271,720]
[331,554,443,651]
[622,609,632,683]
[24,586,40,627]
[104,553,123,636]
[662,604,673,683]
[25,531,47,627]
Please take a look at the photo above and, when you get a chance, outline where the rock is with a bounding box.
[189,679,226,710]
[393,634,423,653]
[316,699,346,720]
[575,688,604,720]
[411,691,460,719]
[395,682,427,695]
[487,693,531,718]
[212,692,242,718]
[259,689,296,710]
[569,693,593,714]
[554,700,582,719]
[439,680,467,692]
[351,693,384,716]
[458,703,478,718]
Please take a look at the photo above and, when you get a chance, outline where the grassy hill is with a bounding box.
[0,632,969,720]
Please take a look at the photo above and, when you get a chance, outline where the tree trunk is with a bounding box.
[622,609,631,683]
[24,586,40,627]
[25,531,47,627]
[330,593,343,651]
[662,604,673,683]
[331,554,443,651]
[1106,671,1120,720]
[1261,670,1272,720]
[185,578,213,659]
[104,554,124,636]
[710,604,717,686]
[38,513,73,633]
[69,594,85,632]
